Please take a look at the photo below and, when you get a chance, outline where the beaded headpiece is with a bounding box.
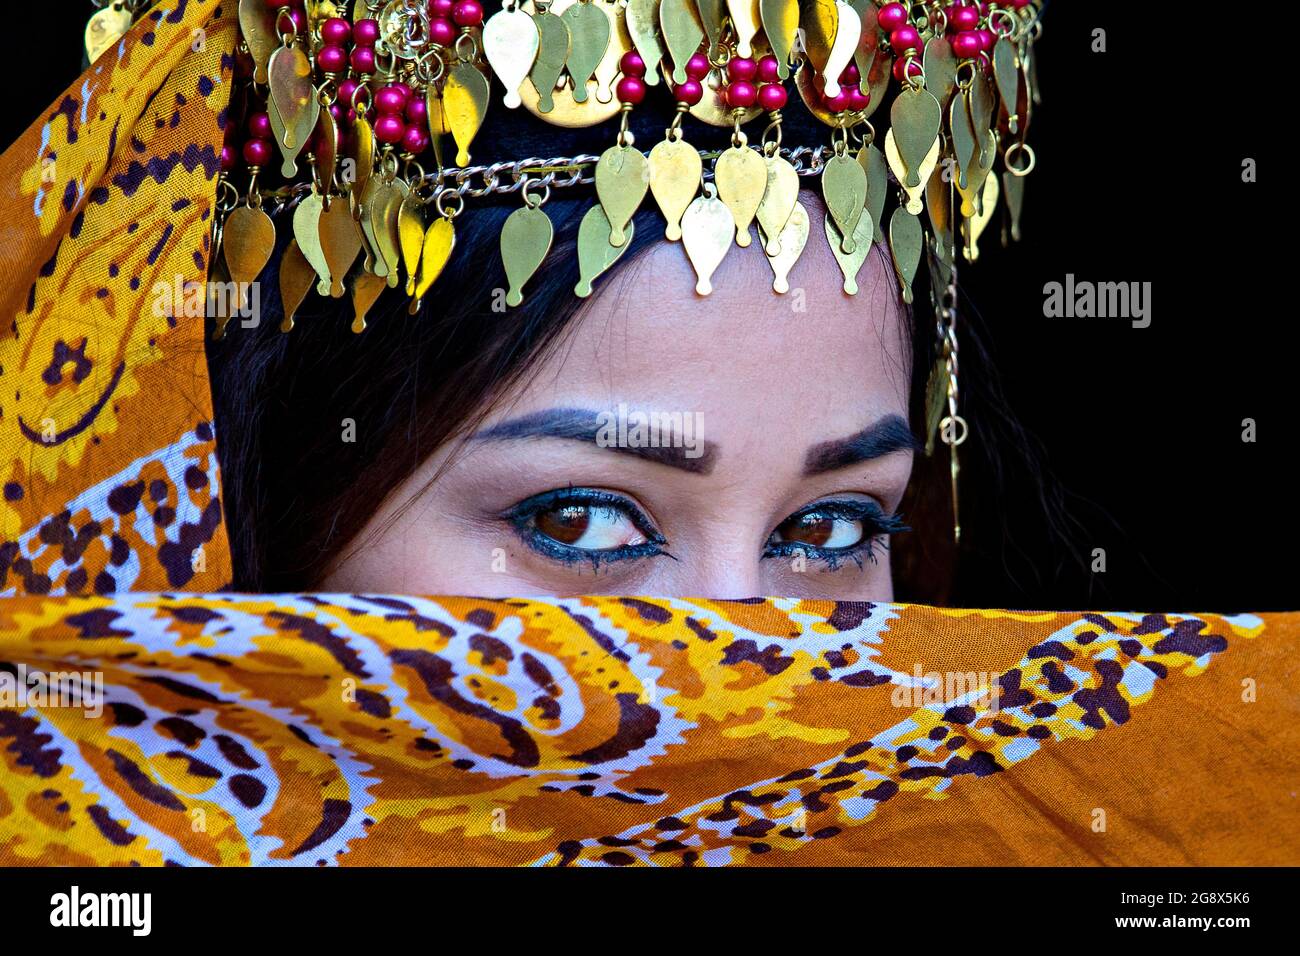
[88,0,1044,541]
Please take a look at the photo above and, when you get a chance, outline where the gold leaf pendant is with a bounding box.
[821,0,861,99]
[625,0,666,85]
[318,197,362,298]
[821,152,867,253]
[484,6,541,109]
[755,152,799,255]
[714,141,768,247]
[500,199,554,306]
[659,0,704,84]
[680,183,735,295]
[444,60,490,166]
[824,209,875,295]
[562,0,611,105]
[223,206,277,289]
[268,44,320,176]
[595,143,649,246]
[293,191,331,295]
[762,200,809,293]
[648,134,701,241]
[278,239,317,333]
[529,9,571,113]
[760,0,798,79]
[416,217,457,302]
[889,85,942,188]
[887,205,922,303]
[575,204,634,296]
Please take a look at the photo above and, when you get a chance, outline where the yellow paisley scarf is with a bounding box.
[0,2,1296,867]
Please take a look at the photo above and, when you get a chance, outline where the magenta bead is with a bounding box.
[219,144,237,172]
[892,57,923,82]
[949,4,979,31]
[620,50,646,77]
[757,54,780,83]
[373,114,406,144]
[405,96,427,124]
[890,26,921,53]
[726,80,757,109]
[685,53,710,81]
[617,75,646,105]
[674,79,703,105]
[758,83,787,111]
[847,88,870,111]
[822,89,849,112]
[430,17,456,45]
[353,18,380,46]
[321,16,351,45]
[452,0,483,26]
[247,110,271,139]
[842,61,860,83]
[401,124,429,154]
[282,8,305,33]
[727,57,757,83]
[878,2,908,32]
[391,82,413,105]
[338,78,359,108]
[951,30,980,57]
[350,46,376,73]
[317,44,347,73]
[242,138,272,166]
[375,87,407,115]
[976,28,995,51]
[429,0,455,15]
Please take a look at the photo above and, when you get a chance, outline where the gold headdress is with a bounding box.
[89,0,1045,542]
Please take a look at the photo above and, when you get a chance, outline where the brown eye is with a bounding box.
[535,505,590,545]
[771,511,865,550]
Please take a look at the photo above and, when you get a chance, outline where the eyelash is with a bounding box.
[502,487,670,571]
[763,499,911,571]
[502,488,909,573]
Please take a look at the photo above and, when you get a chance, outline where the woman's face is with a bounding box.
[322,200,914,600]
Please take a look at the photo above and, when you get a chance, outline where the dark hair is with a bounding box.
[207,189,1086,603]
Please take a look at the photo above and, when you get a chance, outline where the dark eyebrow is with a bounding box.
[802,414,918,476]
[472,407,717,475]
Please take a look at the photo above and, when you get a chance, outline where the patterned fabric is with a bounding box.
[0,7,1296,868]
[0,0,233,597]
[1,595,1295,866]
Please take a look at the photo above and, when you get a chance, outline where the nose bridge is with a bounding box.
[677,529,766,599]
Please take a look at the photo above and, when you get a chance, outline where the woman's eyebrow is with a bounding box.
[803,414,918,475]
[472,407,717,474]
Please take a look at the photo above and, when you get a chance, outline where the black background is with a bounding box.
[5,2,1292,612]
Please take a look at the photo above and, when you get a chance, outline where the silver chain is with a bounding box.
[259,144,833,217]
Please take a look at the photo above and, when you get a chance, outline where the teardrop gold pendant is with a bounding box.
[888,205,922,304]
[680,183,735,295]
[762,200,809,294]
[483,6,541,109]
[575,204,634,297]
[755,152,799,255]
[444,60,490,166]
[821,152,868,253]
[293,192,331,295]
[223,206,277,289]
[318,197,363,298]
[278,238,317,333]
[648,134,701,241]
[595,143,650,246]
[714,142,767,247]
[824,208,875,295]
[500,201,553,306]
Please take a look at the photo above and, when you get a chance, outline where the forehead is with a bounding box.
[502,198,910,436]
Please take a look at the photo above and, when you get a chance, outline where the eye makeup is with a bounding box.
[764,498,910,571]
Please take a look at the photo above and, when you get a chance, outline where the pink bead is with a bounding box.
[329,103,343,121]
[756,54,780,83]
[402,124,429,154]
[674,79,704,105]
[219,144,237,172]
[878,2,908,32]
[283,8,305,34]
[847,88,870,111]
[726,80,757,109]
[373,114,406,144]
[890,26,920,53]
[317,44,347,73]
[405,96,427,124]
[247,110,271,139]
[452,0,483,26]
[350,46,376,73]
[338,78,359,108]
[1010,0,1031,7]
[391,82,413,105]
[353,18,380,47]
[321,16,351,45]
[620,50,646,77]
[242,138,272,166]
[617,75,646,105]
[375,87,407,115]
[951,30,980,57]
[430,17,456,45]
[892,57,923,81]
[976,28,995,51]
[758,83,787,111]
[727,57,757,83]
[822,89,849,113]
[685,53,710,81]
[429,0,454,16]
[949,4,979,32]
[842,62,860,84]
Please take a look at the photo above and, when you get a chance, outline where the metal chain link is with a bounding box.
[257,145,832,217]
